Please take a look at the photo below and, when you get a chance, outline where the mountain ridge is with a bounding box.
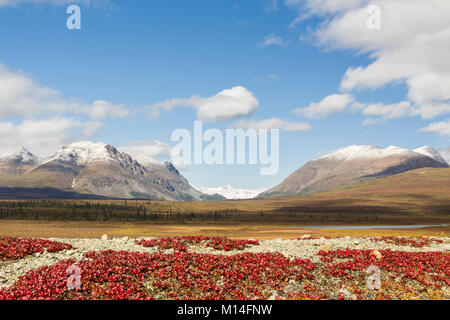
[199,185,264,200]
[0,142,224,201]
[258,144,449,198]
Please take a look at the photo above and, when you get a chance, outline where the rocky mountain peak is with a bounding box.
[320,145,417,162]
[413,146,448,165]
[0,147,39,165]
[439,147,450,165]
[164,162,180,175]
[45,141,122,166]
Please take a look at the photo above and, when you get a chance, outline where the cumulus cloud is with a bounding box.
[81,120,103,137]
[285,0,368,15]
[292,94,355,119]
[233,118,312,132]
[0,64,68,118]
[0,63,127,156]
[148,86,259,123]
[120,140,176,166]
[120,140,173,159]
[362,101,415,125]
[78,100,130,119]
[419,120,450,137]
[304,0,450,120]
[258,33,287,47]
[0,118,102,156]
[0,64,130,119]
[285,0,369,28]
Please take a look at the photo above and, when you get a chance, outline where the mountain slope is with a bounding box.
[439,147,450,165]
[0,148,39,177]
[0,142,223,201]
[259,145,449,198]
[414,146,448,165]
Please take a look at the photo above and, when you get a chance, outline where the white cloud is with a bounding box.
[292,93,354,119]
[258,33,287,47]
[285,0,369,28]
[362,101,415,124]
[78,100,130,119]
[419,120,450,137]
[120,140,175,166]
[81,120,103,137]
[0,64,130,119]
[0,118,102,156]
[121,140,173,159]
[234,118,312,132]
[285,0,367,15]
[0,64,68,118]
[149,86,259,123]
[304,0,450,120]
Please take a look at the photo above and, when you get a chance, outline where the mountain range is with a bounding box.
[198,185,264,200]
[0,143,448,201]
[258,145,450,198]
[0,142,223,201]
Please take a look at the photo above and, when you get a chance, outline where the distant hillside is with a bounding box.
[259,145,449,198]
[159,168,450,219]
[0,142,224,201]
[0,187,114,200]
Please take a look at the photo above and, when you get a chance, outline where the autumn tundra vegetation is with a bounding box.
[0,235,448,300]
[0,168,448,300]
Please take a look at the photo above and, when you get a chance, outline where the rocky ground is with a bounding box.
[1,235,449,292]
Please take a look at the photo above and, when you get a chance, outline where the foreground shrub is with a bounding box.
[0,251,315,300]
[136,236,259,252]
[0,237,73,261]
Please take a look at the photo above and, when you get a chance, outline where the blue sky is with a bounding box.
[0,0,449,190]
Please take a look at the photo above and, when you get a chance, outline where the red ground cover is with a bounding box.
[0,246,447,300]
[0,250,315,300]
[0,237,73,261]
[136,236,259,252]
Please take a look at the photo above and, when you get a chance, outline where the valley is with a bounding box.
[0,168,449,239]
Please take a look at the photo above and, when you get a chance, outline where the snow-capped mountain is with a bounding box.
[0,142,223,201]
[320,145,417,161]
[438,147,450,165]
[199,185,263,200]
[0,147,39,165]
[43,141,119,165]
[1,143,448,200]
[259,145,449,198]
[413,146,448,165]
[0,148,39,177]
